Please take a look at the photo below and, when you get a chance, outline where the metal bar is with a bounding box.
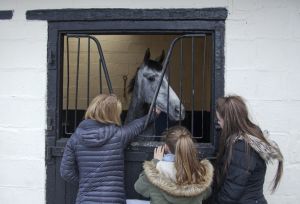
[167,63,170,130]
[191,37,195,136]
[144,34,206,129]
[89,35,112,94]
[74,38,80,129]
[99,58,102,93]
[87,38,90,106]
[66,34,113,94]
[179,39,183,126]
[99,56,110,93]
[65,36,70,134]
[201,36,207,139]
[153,101,156,136]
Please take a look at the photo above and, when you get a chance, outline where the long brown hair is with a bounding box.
[216,95,283,192]
[164,126,206,185]
[85,94,122,126]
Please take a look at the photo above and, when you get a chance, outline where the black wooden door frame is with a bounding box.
[27,8,227,204]
[0,10,13,19]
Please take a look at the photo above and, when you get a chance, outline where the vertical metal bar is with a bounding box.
[179,39,183,126]
[87,38,90,106]
[167,62,170,130]
[201,36,207,138]
[65,36,70,134]
[96,42,112,94]
[67,34,113,94]
[99,58,102,94]
[153,101,156,136]
[74,38,80,129]
[191,37,195,136]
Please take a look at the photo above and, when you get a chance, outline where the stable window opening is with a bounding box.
[61,34,213,144]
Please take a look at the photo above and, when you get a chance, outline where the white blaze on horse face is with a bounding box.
[157,76,185,121]
[139,64,185,121]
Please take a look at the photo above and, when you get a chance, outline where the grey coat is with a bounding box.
[60,116,150,204]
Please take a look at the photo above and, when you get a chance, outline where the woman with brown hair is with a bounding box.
[60,94,160,204]
[214,95,283,204]
[134,126,213,204]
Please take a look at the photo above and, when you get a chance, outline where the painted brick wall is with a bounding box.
[0,0,299,203]
[224,1,300,203]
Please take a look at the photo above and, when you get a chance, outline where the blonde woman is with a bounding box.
[134,126,213,204]
[60,94,160,204]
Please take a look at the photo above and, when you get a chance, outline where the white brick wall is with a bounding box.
[225,1,300,203]
[0,0,299,203]
[0,1,47,203]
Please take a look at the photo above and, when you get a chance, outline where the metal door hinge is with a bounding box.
[47,49,56,66]
[47,117,53,131]
[46,146,65,161]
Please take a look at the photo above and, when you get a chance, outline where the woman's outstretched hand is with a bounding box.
[154,145,165,160]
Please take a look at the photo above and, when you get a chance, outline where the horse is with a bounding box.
[125,48,185,138]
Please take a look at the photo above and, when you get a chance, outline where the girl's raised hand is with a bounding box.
[154,145,165,160]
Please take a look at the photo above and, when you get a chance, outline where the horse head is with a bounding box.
[129,48,185,121]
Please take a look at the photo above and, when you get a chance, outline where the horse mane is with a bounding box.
[128,71,138,93]
[128,60,163,94]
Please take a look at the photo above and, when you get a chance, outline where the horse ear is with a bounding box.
[157,50,165,64]
[144,48,151,62]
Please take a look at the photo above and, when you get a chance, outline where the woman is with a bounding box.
[60,94,160,204]
[134,126,213,204]
[214,95,283,204]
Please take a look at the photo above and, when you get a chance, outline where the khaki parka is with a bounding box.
[134,159,213,204]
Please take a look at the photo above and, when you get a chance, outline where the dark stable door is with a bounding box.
[46,34,115,204]
[47,138,151,203]
[46,33,150,203]
[44,8,226,203]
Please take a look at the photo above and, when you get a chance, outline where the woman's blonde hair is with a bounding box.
[164,126,206,185]
[85,94,122,126]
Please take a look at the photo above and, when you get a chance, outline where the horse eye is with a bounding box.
[148,76,155,82]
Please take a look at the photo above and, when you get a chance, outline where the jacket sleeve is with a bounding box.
[60,136,79,184]
[134,171,152,198]
[120,114,154,146]
[216,141,256,204]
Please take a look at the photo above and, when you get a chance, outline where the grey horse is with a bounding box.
[125,48,185,138]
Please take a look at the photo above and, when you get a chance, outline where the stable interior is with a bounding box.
[61,34,213,142]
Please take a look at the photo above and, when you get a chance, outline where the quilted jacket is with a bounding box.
[60,115,150,204]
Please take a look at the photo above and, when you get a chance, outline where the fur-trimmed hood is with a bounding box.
[143,159,213,198]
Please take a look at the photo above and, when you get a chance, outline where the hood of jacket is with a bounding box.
[77,119,119,147]
[143,159,213,199]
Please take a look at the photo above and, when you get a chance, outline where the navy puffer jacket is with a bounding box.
[60,116,149,204]
[215,140,267,204]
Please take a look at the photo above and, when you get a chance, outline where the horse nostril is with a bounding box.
[175,106,180,113]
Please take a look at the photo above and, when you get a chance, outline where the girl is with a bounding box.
[214,95,283,204]
[60,94,160,204]
[134,126,213,204]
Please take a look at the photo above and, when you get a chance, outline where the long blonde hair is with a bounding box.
[85,94,122,126]
[164,126,206,185]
